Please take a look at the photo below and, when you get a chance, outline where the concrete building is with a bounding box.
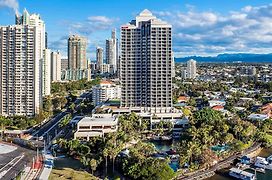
[181,69,187,79]
[105,29,118,73]
[17,9,46,114]
[61,69,91,81]
[51,51,62,82]
[74,114,118,140]
[240,66,257,76]
[187,59,197,79]
[61,58,68,70]
[42,49,51,96]
[90,62,97,73]
[92,80,121,106]
[68,35,87,70]
[96,47,103,71]
[99,64,114,74]
[0,9,45,116]
[120,9,173,113]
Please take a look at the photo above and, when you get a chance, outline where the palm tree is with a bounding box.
[90,159,97,175]
[78,144,90,156]
[80,156,90,167]
[188,126,198,140]
[109,146,119,173]
[0,116,10,139]
[103,148,109,175]
[234,125,243,140]
[59,114,72,128]
[67,139,80,154]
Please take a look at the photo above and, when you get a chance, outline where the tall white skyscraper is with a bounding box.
[16,9,46,112]
[96,47,103,71]
[120,9,173,113]
[51,51,62,82]
[0,9,45,116]
[105,29,118,73]
[42,49,51,96]
[187,59,197,79]
[0,26,37,116]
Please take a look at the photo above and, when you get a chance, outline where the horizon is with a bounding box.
[0,0,272,59]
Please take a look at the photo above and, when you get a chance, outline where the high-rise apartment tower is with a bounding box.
[96,47,103,71]
[186,59,197,79]
[0,9,45,116]
[68,35,87,70]
[51,51,62,82]
[120,9,173,113]
[105,29,118,73]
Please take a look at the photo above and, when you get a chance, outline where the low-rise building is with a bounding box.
[212,105,224,111]
[92,80,121,106]
[61,69,91,81]
[260,103,272,118]
[177,96,189,103]
[248,114,269,121]
[74,113,118,140]
[100,64,114,74]
[208,100,226,107]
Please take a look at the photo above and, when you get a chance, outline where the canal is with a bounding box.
[208,148,272,180]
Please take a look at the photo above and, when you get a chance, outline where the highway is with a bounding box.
[31,91,92,147]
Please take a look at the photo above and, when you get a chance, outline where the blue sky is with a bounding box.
[0,0,272,59]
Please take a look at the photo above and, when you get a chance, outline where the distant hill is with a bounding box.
[175,53,272,63]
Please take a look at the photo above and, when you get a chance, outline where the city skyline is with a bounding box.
[1,0,272,59]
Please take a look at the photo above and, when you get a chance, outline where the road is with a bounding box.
[31,91,92,147]
[0,143,36,180]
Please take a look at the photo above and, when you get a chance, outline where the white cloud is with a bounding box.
[68,15,118,35]
[87,16,116,24]
[0,0,19,13]
[156,4,272,57]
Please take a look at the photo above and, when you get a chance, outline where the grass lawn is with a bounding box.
[49,157,97,180]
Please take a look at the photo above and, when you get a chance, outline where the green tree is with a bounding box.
[58,114,72,128]
[103,148,109,175]
[90,159,97,174]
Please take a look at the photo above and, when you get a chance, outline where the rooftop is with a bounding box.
[78,114,118,126]
[248,113,269,121]
[100,80,112,85]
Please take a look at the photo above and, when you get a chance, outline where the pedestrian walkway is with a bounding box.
[39,153,54,180]
[20,166,31,180]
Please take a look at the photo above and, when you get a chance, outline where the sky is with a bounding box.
[0,0,272,59]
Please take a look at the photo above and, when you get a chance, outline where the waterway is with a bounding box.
[208,148,272,180]
[150,140,272,179]
[150,140,177,151]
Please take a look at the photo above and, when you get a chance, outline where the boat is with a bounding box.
[229,167,256,180]
[151,135,172,141]
[267,155,272,163]
[166,149,176,155]
[236,163,250,170]
[161,136,172,141]
[255,167,265,173]
[266,155,272,170]
[169,154,180,162]
[254,156,268,169]
[240,156,251,165]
